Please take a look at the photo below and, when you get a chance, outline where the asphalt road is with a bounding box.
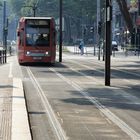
[21,52,140,140]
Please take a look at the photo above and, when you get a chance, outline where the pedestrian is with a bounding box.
[79,40,84,55]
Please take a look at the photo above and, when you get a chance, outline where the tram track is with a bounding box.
[47,66,140,140]
[86,59,140,77]
[26,67,68,140]
[63,59,140,104]
[65,59,140,86]
[62,52,140,80]
[23,53,140,140]
[27,63,140,139]
[83,59,140,78]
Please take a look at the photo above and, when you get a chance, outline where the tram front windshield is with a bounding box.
[25,19,50,46]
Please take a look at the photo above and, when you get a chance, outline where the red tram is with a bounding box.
[17,17,56,64]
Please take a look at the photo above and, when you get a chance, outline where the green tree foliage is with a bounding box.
[9,0,98,44]
[9,0,97,19]
[0,0,4,10]
[10,0,24,16]
[36,0,59,17]
[0,1,2,7]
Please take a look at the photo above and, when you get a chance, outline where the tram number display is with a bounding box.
[33,57,42,60]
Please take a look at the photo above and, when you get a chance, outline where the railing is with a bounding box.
[123,44,140,57]
[73,45,89,55]
[0,49,7,64]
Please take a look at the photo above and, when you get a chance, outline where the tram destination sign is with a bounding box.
[26,19,50,26]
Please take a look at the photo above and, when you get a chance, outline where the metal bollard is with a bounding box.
[2,50,6,63]
[2,50,5,63]
[2,50,4,64]
[0,51,1,64]
[4,50,7,63]
[0,49,7,64]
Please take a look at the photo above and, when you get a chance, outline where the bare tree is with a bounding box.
[116,0,133,33]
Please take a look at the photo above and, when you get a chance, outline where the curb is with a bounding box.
[12,78,32,140]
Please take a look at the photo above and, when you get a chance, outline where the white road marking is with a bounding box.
[61,118,63,124]
[57,112,60,117]
[49,67,140,140]
[106,118,112,124]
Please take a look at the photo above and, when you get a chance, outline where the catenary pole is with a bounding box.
[3,0,6,48]
[97,0,101,59]
[105,0,112,86]
[59,0,62,62]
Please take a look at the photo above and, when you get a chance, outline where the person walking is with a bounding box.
[79,40,84,55]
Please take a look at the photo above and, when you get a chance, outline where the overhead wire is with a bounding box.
[35,0,41,7]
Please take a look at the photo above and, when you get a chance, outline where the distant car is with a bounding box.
[112,41,118,51]
[11,40,16,46]
[0,47,4,51]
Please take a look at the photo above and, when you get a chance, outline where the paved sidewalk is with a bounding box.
[0,55,31,140]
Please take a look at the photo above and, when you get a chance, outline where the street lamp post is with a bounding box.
[105,0,112,86]
[59,0,62,62]
[3,0,6,48]
[3,0,7,63]
[97,0,100,57]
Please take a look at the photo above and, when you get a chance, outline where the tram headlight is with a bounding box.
[45,51,49,56]
[26,51,31,56]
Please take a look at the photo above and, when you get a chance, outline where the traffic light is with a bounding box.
[90,27,94,33]
[98,21,102,35]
